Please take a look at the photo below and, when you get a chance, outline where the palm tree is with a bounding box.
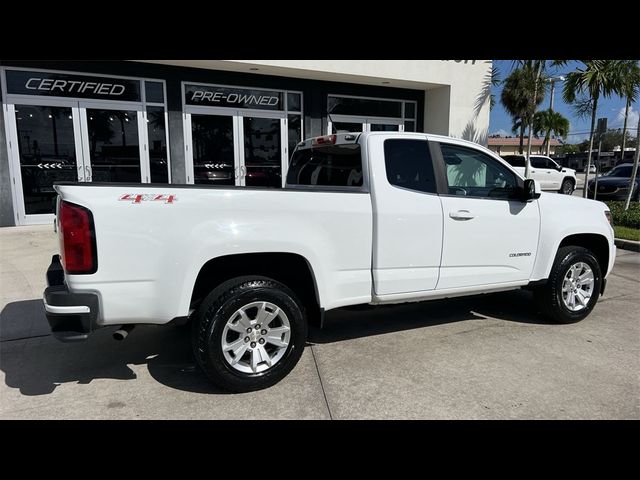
[490,66,501,110]
[562,60,625,197]
[533,109,570,154]
[619,61,640,161]
[501,68,542,154]
[618,61,640,209]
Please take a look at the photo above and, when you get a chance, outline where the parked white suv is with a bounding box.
[502,154,577,195]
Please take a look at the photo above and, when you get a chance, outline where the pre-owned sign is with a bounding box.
[185,84,283,110]
[5,70,141,101]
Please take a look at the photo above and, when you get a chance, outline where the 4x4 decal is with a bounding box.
[119,194,177,204]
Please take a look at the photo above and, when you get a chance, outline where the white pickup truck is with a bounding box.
[44,132,616,392]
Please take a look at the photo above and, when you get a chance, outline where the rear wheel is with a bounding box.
[534,246,602,324]
[192,276,307,392]
[560,178,574,195]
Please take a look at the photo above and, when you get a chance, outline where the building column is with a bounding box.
[0,102,16,226]
[423,86,450,136]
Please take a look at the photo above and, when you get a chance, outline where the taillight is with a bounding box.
[59,201,97,274]
[312,134,336,146]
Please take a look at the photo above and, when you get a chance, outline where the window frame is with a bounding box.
[433,141,525,201]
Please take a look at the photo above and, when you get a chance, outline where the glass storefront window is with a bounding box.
[328,96,402,118]
[287,93,302,112]
[288,114,302,158]
[145,81,164,103]
[14,105,79,215]
[404,121,415,132]
[146,106,169,183]
[404,102,415,118]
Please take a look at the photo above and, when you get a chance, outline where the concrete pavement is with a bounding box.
[1,225,638,419]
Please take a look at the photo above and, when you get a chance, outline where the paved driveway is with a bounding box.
[1,225,638,419]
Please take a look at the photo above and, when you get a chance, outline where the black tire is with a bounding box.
[191,275,307,392]
[534,246,602,324]
[560,178,574,195]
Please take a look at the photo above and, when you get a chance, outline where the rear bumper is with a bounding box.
[44,254,99,342]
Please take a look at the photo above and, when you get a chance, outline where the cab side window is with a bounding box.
[441,143,517,199]
[384,139,437,194]
[530,157,549,169]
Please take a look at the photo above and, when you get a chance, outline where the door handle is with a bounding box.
[531,170,536,173]
[449,210,475,220]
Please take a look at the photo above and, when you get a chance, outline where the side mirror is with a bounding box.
[521,178,540,201]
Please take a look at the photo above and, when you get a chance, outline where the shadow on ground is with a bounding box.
[310,289,552,343]
[1,289,551,396]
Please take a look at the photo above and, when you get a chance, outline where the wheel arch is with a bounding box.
[189,252,322,326]
[557,233,609,278]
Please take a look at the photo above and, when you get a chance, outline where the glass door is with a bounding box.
[79,102,147,183]
[184,109,286,188]
[190,113,237,185]
[6,100,84,223]
[241,115,285,188]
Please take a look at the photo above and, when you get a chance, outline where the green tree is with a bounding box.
[597,128,634,152]
[533,109,570,153]
[563,60,626,197]
[501,68,544,154]
[556,143,580,155]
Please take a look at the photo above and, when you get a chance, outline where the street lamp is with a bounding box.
[546,75,565,156]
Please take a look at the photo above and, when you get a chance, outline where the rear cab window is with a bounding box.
[286,138,363,188]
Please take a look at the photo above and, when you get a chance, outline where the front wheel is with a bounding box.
[192,276,308,392]
[560,178,574,195]
[534,246,602,324]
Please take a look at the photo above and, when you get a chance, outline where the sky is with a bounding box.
[489,60,640,144]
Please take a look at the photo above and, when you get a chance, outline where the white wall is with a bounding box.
[138,60,493,145]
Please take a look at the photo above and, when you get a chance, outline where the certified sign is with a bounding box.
[6,70,141,101]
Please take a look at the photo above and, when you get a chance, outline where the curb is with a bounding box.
[615,238,640,252]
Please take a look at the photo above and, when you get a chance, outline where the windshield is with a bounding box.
[604,165,633,177]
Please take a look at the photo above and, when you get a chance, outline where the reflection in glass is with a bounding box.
[370,123,400,131]
[147,107,169,183]
[243,117,282,188]
[192,115,235,185]
[332,122,363,133]
[86,109,141,182]
[14,105,79,214]
[288,115,302,160]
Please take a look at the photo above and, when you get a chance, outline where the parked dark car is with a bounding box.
[587,163,639,201]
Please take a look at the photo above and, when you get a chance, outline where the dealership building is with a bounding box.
[0,60,491,226]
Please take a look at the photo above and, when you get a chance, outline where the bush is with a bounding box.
[605,201,640,229]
